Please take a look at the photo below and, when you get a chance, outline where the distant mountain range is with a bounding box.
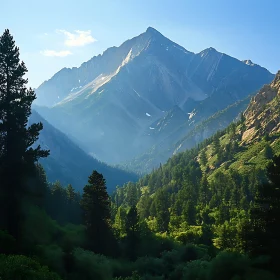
[30,110,138,193]
[34,27,274,172]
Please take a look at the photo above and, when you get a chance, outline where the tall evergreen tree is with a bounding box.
[248,156,280,275]
[126,182,138,207]
[263,143,274,159]
[154,189,170,232]
[114,205,127,235]
[80,170,114,255]
[125,205,140,260]
[200,149,207,166]
[199,175,210,206]
[212,135,221,155]
[0,29,49,249]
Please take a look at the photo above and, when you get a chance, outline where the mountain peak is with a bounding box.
[242,59,255,66]
[199,47,219,57]
[146,27,162,36]
[208,47,217,51]
[204,47,218,53]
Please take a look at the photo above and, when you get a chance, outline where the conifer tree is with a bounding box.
[125,205,140,260]
[248,156,280,275]
[199,175,210,206]
[154,189,170,232]
[0,29,49,248]
[126,182,138,207]
[212,135,221,156]
[80,170,113,255]
[263,143,274,159]
[114,205,127,235]
[200,149,207,166]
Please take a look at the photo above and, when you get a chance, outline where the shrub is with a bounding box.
[0,254,61,280]
[69,247,113,280]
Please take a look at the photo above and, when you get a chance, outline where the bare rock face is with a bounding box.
[242,71,280,142]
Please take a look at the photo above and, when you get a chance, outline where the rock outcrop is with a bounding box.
[242,71,280,142]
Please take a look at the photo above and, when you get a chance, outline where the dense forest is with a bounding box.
[0,29,280,280]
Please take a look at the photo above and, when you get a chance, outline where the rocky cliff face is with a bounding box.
[34,27,273,166]
[242,71,280,142]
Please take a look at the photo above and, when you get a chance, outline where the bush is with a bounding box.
[36,244,65,275]
[69,247,113,280]
[207,252,278,280]
[182,259,209,280]
[135,256,164,276]
[0,254,61,280]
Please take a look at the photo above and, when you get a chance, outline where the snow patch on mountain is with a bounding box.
[188,110,196,119]
[116,49,133,74]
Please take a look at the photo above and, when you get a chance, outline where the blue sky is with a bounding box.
[1,0,279,88]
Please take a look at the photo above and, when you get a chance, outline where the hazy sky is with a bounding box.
[1,0,279,88]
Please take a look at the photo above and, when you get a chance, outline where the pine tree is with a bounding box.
[263,143,274,159]
[212,135,221,155]
[126,182,138,207]
[183,200,196,225]
[199,175,210,206]
[66,184,75,202]
[66,184,81,224]
[125,205,140,260]
[80,170,113,255]
[0,29,49,248]
[248,156,280,275]
[200,149,207,166]
[137,193,152,220]
[114,205,127,235]
[154,189,170,232]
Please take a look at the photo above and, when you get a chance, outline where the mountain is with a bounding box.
[111,72,280,264]
[115,70,280,220]
[30,110,138,193]
[34,27,273,167]
[122,94,252,174]
[242,70,280,143]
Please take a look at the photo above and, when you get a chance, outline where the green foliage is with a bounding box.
[80,170,114,255]
[0,29,49,249]
[69,248,113,280]
[0,254,61,280]
[200,149,208,166]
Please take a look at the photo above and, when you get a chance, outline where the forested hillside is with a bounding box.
[0,30,280,280]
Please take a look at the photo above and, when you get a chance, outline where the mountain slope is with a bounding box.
[122,94,252,173]
[117,70,280,203]
[201,71,280,179]
[242,70,280,142]
[30,110,138,192]
[35,27,273,166]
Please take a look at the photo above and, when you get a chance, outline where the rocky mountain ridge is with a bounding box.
[35,27,274,167]
[242,71,280,142]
